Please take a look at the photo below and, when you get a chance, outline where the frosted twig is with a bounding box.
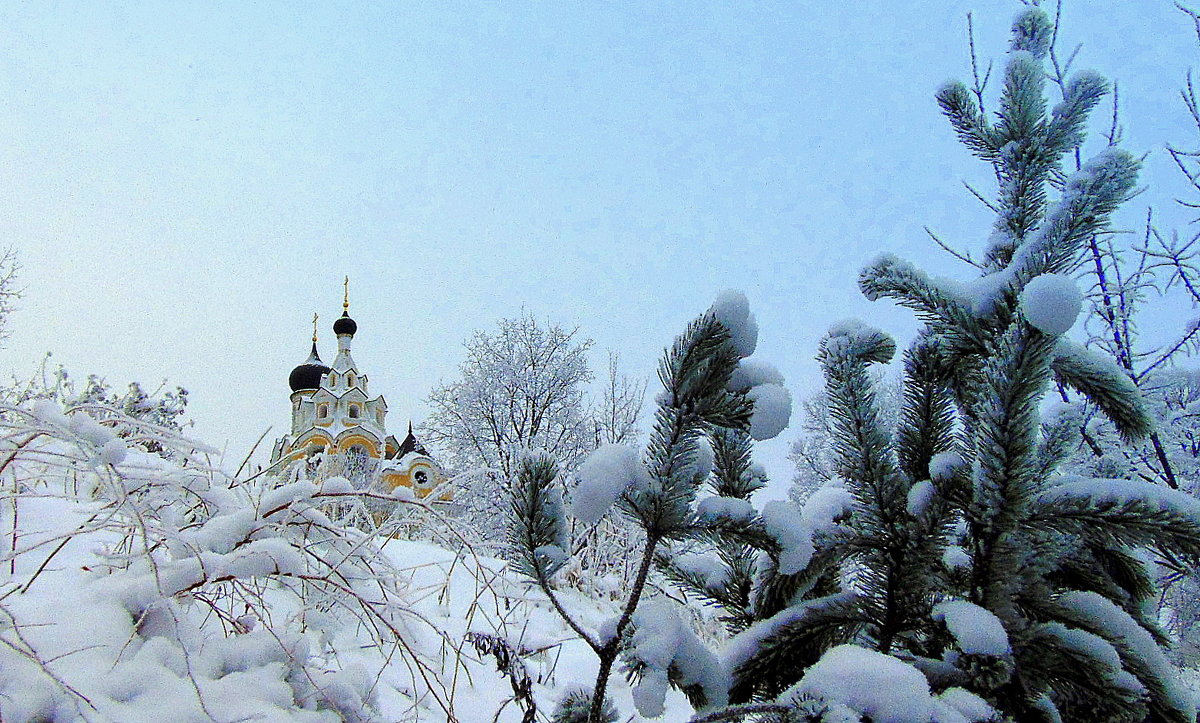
[966,12,992,113]
[925,226,980,269]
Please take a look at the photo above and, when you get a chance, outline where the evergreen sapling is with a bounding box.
[506,291,792,722]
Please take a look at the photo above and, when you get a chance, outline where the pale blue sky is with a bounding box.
[2,1,1195,490]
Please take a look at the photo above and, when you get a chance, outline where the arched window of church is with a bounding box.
[348,373,357,388]
[346,444,369,472]
[318,404,328,419]
[349,404,360,419]
[376,409,384,424]
[328,373,337,387]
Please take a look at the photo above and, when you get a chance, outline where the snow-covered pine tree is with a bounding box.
[506,291,792,723]
[866,7,1196,720]
[885,10,1197,719]
[667,8,1200,723]
[678,322,959,710]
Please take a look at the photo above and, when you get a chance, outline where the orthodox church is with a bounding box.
[270,283,447,500]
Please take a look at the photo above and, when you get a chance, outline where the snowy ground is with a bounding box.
[7,403,1200,723]
[372,537,696,721]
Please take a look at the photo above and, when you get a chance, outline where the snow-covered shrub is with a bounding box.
[3,356,190,437]
[0,400,455,722]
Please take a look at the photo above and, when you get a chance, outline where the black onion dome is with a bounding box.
[333,312,357,336]
[289,344,331,392]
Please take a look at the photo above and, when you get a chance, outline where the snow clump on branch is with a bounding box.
[783,644,943,722]
[824,318,896,363]
[932,600,1011,657]
[709,291,792,438]
[727,359,784,392]
[627,598,729,717]
[760,485,853,575]
[709,289,758,358]
[746,383,792,441]
[1019,273,1083,335]
[569,443,651,525]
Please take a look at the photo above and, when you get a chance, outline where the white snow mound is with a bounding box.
[728,359,784,392]
[1020,273,1082,335]
[906,480,935,517]
[747,383,792,441]
[571,444,650,524]
[710,289,758,357]
[786,644,939,722]
[932,600,1011,656]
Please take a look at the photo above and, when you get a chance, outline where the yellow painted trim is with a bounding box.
[378,461,451,500]
[336,434,380,458]
[282,429,333,461]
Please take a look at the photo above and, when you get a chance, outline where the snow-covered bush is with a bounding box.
[421,316,649,605]
[0,399,455,721]
[2,356,190,435]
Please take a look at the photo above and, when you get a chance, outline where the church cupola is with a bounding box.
[332,314,357,336]
[331,277,360,373]
[288,316,331,393]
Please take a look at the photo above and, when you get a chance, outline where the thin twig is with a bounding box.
[926,226,981,268]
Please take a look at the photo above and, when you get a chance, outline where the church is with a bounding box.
[270,283,448,501]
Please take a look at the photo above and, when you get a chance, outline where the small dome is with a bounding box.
[333,313,357,336]
[289,344,331,392]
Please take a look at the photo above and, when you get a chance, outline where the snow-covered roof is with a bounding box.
[381,450,437,473]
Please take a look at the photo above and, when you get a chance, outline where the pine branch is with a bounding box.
[1043,591,1195,723]
[1031,483,1200,559]
[724,592,863,704]
[859,255,981,340]
[896,335,958,481]
[1051,340,1151,442]
[937,81,1000,161]
[1019,621,1150,721]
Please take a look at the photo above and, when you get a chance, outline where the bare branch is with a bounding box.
[925,226,981,268]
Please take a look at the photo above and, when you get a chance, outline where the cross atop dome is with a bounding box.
[333,276,357,337]
[288,312,331,393]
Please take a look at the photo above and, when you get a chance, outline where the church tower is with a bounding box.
[270,280,448,500]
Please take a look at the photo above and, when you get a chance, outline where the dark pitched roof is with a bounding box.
[396,422,429,456]
[396,422,430,457]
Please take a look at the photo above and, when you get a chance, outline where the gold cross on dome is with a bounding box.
[343,276,350,313]
[312,313,319,343]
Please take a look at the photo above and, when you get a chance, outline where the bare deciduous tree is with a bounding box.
[0,247,20,346]
[591,351,646,448]
[422,313,594,477]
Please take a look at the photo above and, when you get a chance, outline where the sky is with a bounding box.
[1,1,1196,495]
